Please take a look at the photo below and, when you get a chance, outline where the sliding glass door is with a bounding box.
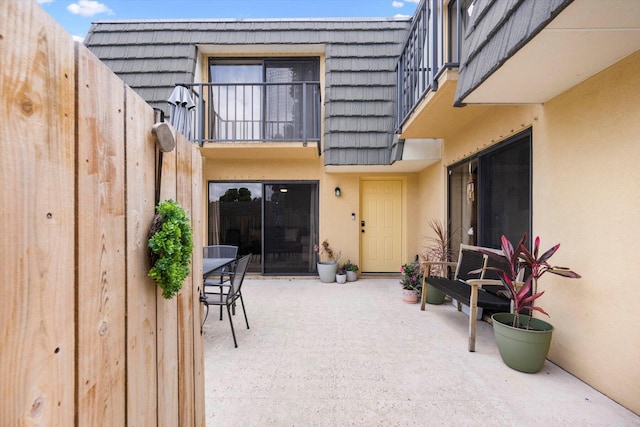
[263,183,317,274]
[208,181,318,274]
[478,134,531,248]
[208,182,262,272]
[448,129,531,251]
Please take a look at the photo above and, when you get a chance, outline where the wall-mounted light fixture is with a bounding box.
[334,187,341,197]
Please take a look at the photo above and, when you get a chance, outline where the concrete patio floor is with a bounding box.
[203,278,639,426]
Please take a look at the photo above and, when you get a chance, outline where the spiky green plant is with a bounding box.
[421,219,455,277]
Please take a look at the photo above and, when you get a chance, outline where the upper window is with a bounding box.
[448,0,474,63]
[208,58,320,142]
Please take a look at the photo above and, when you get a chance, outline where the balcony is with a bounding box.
[396,0,466,132]
[181,82,321,148]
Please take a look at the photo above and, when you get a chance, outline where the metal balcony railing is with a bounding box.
[396,0,465,129]
[179,82,321,147]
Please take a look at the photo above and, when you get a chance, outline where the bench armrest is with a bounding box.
[467,278,514,316]
[421,261,458,268]
[465,279,502,288]
[421,261,458,277]
[420,261,458,311]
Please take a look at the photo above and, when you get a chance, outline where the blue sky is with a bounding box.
[37,0,420,41]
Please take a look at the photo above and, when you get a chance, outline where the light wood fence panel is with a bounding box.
[76,44,127,427]
[156,138,180,427]
[177,133,195,426]
[0,2,76,425]
[124,86,159,426]
[1,1,205,425]
[190,146,205,427]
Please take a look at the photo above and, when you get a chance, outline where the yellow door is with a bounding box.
[360,180,402,272]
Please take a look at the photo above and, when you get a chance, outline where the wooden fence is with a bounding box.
[0,1,205,425]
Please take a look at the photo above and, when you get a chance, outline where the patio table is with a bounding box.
[203,257,236,278]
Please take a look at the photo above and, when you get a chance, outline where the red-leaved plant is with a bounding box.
[482,234,581,329]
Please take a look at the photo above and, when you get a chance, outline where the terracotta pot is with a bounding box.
[402,289,419,304]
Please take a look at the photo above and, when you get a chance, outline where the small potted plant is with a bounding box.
[343,260,359,282]
[481,234,581,373]
[314,239,341,283]
[336,265,347,283]
[400,260,422,303]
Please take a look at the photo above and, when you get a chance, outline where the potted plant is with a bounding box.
[482,234,581,373]
[420,219,454,305]
[336,265,347,283]
[148,199,194,299]
[400,260,422,303]
[314,239,341,283]
[343,260,359,281]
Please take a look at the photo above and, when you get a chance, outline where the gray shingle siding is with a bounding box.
[325,101,394,117]
[454,0,573,106]
[84,18,410,166]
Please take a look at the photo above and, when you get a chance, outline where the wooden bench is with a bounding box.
[420,244,512,352]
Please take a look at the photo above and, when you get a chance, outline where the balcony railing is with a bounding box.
[179,82,321,147]
[396,0,464,129]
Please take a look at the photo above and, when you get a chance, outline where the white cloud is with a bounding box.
[394,13,411,18]
[36,0,55,4]
[67,0,114,17]
[72,34,85,43]
[405,0,420,3]
[392,1,404,7]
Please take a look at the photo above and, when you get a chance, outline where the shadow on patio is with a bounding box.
[203,278,638,426]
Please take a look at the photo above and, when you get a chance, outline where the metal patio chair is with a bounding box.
[200,254,252,347]
[203,245,239,320]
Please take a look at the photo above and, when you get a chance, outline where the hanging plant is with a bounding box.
[148,199,194,299]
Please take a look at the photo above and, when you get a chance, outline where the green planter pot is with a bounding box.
[492,313,554,373]
[425,283,446,305]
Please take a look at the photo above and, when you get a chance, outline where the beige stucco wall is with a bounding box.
[415,50,640,414]
[417,162,446,253]
[535,50,640,414]
[202,152,425,272]
[200,156,422,270]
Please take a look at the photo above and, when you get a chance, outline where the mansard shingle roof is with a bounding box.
[454,0,573,106]
[84,18,411,166]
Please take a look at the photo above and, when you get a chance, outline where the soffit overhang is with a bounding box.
[399,69,492,140]
[325,139,442,173]
[461,0,640,104]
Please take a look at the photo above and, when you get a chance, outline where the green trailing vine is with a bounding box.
[148,199,194,299]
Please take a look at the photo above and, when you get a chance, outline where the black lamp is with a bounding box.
[334,187,341,197]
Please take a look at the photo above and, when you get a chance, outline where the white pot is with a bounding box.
[346,270,358,282]
[336,274,347,284]
[317,262,338,283]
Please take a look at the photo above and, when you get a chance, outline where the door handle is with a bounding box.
[361,220,365,227]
